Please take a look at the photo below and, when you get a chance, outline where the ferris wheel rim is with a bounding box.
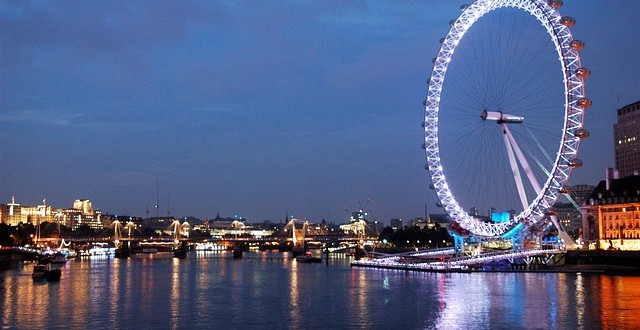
[423,0,587,238]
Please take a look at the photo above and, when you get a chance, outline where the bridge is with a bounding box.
[13,217,368,260]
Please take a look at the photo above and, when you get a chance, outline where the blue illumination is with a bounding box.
[491,212,510,223]
[502,223,524,239]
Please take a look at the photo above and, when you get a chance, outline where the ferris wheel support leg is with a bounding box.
[502,124,528,210]
[511,230,523,252]
[453,234,465,257]
[503,124,542,194]
[549,215,577,250]
[503,125,576,249]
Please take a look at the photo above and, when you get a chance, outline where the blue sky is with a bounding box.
[1,1,639,224]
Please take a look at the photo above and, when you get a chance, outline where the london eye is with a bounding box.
[423,0,590,240]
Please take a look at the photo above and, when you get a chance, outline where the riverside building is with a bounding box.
[0,197,52,226]
[614,100,640,178]
[581,175,640,250]
[0,197,102,230]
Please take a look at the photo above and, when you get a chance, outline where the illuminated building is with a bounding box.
[204,213,274,238]
[339,210,368,235]
[614,100,640,178]
[581,175,640,250]
[555,202,581,236]
[0,197,102,231]
[0,197,52,226]
[65,199,103,231]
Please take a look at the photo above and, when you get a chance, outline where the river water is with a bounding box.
[2,251,639,329]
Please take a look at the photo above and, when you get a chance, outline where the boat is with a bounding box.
[296,251,322,263]
[32,263,61,282]
[38,252,68,264]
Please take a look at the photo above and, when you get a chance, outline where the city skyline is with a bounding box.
[1,1,639,223]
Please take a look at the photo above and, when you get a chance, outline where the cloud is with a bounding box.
[0,108,167,132]
[0,109,82,126]
[0,1,228,56]
[195,104,245,113]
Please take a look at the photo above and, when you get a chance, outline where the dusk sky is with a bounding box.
[1,1,639,224]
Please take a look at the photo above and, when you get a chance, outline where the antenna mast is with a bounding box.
[155,179,159,219]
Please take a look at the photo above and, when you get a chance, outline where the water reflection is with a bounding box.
[575,273,585,327]
[109,258,121,328]
[170,258,180,330]
[431,273,602,329]
[599,275,640,329]
[2,255,640,329]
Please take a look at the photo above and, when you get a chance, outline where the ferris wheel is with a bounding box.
[423,0,590,238]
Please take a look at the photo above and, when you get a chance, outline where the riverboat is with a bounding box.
[296,251,322,263]
[39,252,68,265]
[32,263,61,282]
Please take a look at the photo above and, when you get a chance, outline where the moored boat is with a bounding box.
[296,251,322,263]
[38,252,68,265]
[32,263,61,282]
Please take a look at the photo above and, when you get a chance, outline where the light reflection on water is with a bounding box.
[2,252,640,329]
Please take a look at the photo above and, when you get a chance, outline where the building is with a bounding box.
[65,199,103,231]
[0,197,53,226]
[1,198,52,226]
[571,184,597,204]
[142,216,178,233]
[552,184,596,236]
[614,100,640,178]
[390,218,403,231]
[0,197,102,231]
[581,175,640,250]
[555,202,581,236]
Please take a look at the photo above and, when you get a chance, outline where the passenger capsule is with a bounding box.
[460,4,470,11]
[429,183,435,189]
[546,209,559,216]
[570,40,586,51]
[577,98,592,108]
[424,164,430,170]
[559,187,571,194]
[432,57,437,64]
[423,99,427,106]
[575,67,591,78]
[426,78,431,84]
[560,16,575,27]
[569,159,583,168]
[436,202,443,208]
[449,20,457,27]
[548,0,563,9]
[575,128,590,138]
[439,37,446,44]
[421,121,426,128]
[421,143,426,150]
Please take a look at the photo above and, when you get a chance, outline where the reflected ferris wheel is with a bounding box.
[423,0,590,239]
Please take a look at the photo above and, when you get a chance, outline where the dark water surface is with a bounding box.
[2,252,640,329]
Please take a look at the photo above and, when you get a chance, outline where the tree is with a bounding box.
[74,225,96,237]
[378,226,394,242]
[0,223,12,246]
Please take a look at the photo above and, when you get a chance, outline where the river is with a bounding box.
[2,251,639,329]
